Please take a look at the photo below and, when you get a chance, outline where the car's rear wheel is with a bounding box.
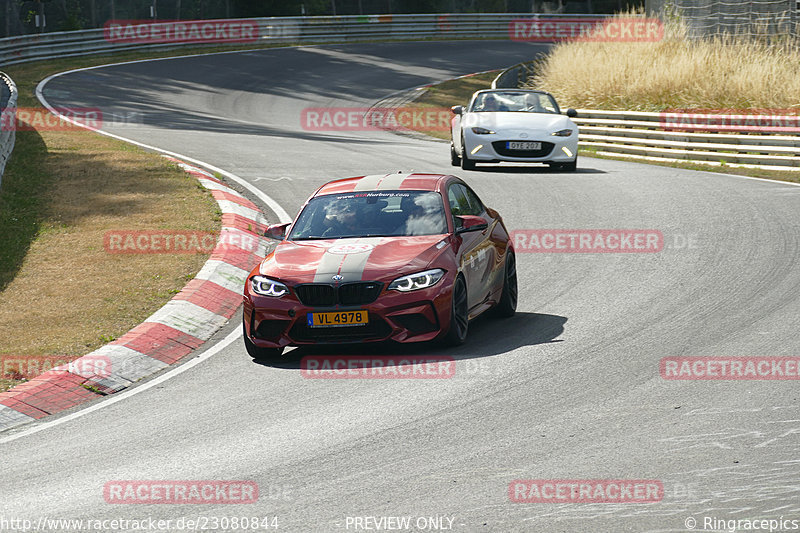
[442,276,469,346]
[494,250,517,318]
[243,321,284,361]
[450,143,461,166]
[460,135,476,170]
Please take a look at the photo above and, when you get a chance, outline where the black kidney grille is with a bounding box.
[295,284,336,306]
[295,282,383,307]
[339,282,382,305]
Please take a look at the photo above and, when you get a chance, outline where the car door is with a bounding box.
[447,182,494,311]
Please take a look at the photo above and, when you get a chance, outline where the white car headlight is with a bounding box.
[471,127,495,135]
[552,129,574,137]
[250,275,289,297]
[388,269,445,292]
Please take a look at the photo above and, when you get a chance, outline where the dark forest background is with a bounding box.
[2,0,643,37]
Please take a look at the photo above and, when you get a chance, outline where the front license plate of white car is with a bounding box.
[507,141,541,150]
[308,310,369,327]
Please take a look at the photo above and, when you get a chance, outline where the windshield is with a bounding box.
[288,190,448,240]
[470,91,560,114]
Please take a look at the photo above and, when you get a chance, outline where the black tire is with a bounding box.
[461,135,476,170]
[494,250,517,318]
[441,276,469,346]
[243,321,284,361]
[549,159,578,171]
[450,143,461,166]
[461,155,476,170]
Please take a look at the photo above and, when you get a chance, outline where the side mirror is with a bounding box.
[264,223,290,240]
[451,105,463,115]
[455,215,489,234]
[566,108,578,118]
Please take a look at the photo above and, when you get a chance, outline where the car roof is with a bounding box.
[314,173,451,196]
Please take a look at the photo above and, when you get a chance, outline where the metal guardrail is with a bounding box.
[0,13,608,186]
[0,72,17,189]
[0,13,604,67]
[494,65,800,171]
[574,110,800,171]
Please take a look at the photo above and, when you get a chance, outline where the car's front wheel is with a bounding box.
[450,143,461,166]
[549,158,578,171]
[243,321,284,361]
[441,276,469,346]
[494,250,517,318]
[460,135,476,170]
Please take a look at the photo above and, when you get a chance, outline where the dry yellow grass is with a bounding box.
[0,130,218,358]
[530,17,800,111]
[0,62,221,393]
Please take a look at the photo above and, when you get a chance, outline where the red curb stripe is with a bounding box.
[221,213,269,235]
[0,371,97,415]
[211,190,259,211]
[0,157,270,429]
[112,322,204,365]
[173,278,241,318]
[192,173,225,185]
[211,248,263,272]
[0,398,50,419]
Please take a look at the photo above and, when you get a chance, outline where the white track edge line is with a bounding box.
[0,65,294,443]
[35,69,292,223]
[0,328,241,444]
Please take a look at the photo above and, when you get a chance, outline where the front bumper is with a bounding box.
[243,277,455,348]
[464,133,578,163]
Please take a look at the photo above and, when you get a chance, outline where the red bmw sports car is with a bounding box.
[242,172,517,359]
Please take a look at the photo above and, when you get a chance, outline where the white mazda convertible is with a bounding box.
[450,89,579,171]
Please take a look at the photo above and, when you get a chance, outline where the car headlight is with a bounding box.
[388,269,445,292]
[250,275,289,297]
[471,127,495,135]
[552,129,574,137]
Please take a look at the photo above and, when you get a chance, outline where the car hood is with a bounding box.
[259,235,449,284]
[464,112,574,135]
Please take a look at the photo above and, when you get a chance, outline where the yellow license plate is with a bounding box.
[307,310,369,327]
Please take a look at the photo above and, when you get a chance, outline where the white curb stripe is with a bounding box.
[194,259,250,294]
[144,300,230,340]
[216,199,268,223]
[0,405,36,428]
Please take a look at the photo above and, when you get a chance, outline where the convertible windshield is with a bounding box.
[470,91,560,114]
[288,190,448,240]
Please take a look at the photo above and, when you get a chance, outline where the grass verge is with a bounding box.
[529,13,800,111]
[404,71,500,140]
[0,58,222,393]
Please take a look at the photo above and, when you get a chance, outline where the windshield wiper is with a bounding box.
[290,235,334,241]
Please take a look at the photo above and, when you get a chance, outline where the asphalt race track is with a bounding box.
[2,41,800,532]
